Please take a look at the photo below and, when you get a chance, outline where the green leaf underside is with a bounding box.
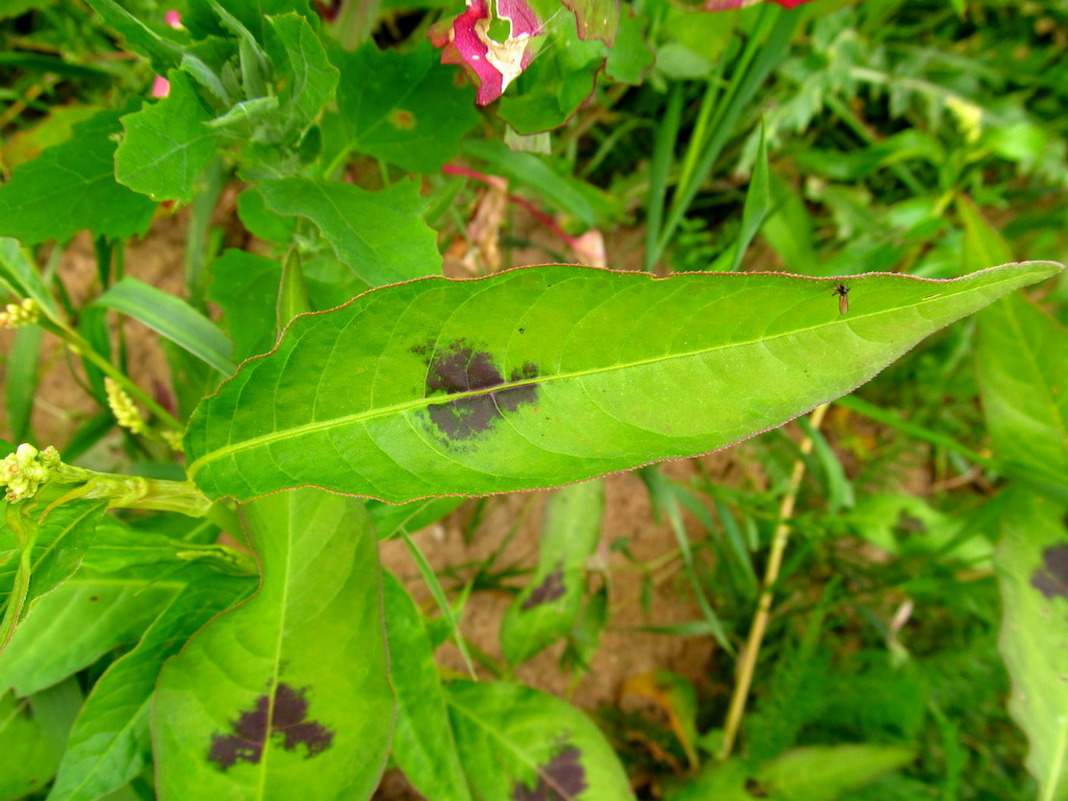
[996,490,1068,801]
[153,489,392,801]
[447,680,634,800]
[185,261,1062,504]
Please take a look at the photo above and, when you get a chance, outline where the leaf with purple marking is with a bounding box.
[153,489,392,801]
[184,261,1063,504]
[501,480,604,665]
[446,680,634,800]
[995,489,1068,801]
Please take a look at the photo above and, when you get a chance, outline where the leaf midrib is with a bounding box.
[188,290,962,479]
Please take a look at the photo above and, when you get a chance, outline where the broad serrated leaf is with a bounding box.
[115,70,222,202]
[501,480,604,665]
[266,14,338,141]
[255,178,441,286]
[0,110,157,244]
[47,572,251,801]
[153,489,392,801]
[185,261,1063,504]
[996,490,1068,801]
[383,573,472,801]
[336,41,479,173]
[447,680,634,800]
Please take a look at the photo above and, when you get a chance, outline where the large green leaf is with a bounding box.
[500,480,604,665]
[115,70,222,203]
[254,178,441,287]
[47,572,251,801]
[996,489,1068,801]
[0,110,157,244]
[977,293,1068,488]
[382,573,472,801]
[185,261,1062,504]
[153,489,392,801]
[447,680,634,800]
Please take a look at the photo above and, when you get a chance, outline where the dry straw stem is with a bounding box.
[718,402,830,760]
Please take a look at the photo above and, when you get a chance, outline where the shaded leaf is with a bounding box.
[335,40,479,173]
[185,261,1063,504]
[0,501,108,651]
[756,744,915,800]
[996,489,1068,801]
[382,573,472,801]
[115,70,222,202]
[501,480,604,665]
[207,250,282,363]
[0,110,157,244]
[0,691,61,800]
[447,680,634,800]
[153,489,392,801]
[254,178,442,287]
[47,572,251,801]
[976,293,1068,488]
[265,13,339,142]
[0,565,181,696]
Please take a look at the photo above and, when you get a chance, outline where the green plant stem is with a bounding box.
[719,402,828,760]
[61,322,183,431]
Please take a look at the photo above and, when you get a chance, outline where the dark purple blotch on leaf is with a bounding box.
[414,338,539,440]
[512,745,587,801]
[208,683,334,771]
[892,510,927,538]
[523,562,567,610]
[745,777,770,798]
[1031,544,1068,601]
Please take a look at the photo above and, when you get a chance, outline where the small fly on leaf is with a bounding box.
[832,283,850,315]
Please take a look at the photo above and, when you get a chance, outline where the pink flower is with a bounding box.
[151,75,171,98]
[431,0,542,105]
[164,9,182,28]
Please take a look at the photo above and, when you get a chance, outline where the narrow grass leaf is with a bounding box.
[5,325,42,442]
[93,277,234,376]
[185,261,1062,504]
